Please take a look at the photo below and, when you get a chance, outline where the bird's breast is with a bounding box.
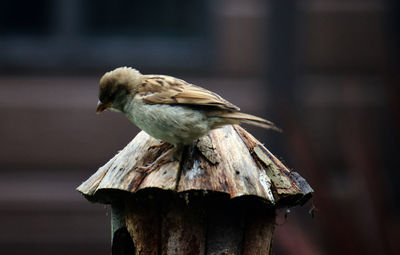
[123,99,211,145]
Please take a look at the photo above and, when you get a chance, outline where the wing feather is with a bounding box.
[137,75,240,111]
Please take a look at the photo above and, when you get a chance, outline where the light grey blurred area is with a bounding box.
[0,0,399,254]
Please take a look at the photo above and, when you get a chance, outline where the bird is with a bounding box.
[96,67,280,169]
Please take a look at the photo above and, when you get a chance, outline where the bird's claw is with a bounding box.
[147,141,168,151]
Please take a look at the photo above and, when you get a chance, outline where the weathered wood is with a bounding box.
[204,197,246,254]
[121,192,274,255]
[160,194,206,255]
[178,126,275,201]
[242,202,275,255]
[125,196,161,255]
[77,125,313,254]
[77,125,312,205]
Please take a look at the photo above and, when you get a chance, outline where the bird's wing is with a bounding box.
[137,75,240,111]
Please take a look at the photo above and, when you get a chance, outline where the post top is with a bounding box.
[77,125,313,207]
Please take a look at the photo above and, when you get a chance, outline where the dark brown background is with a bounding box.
[0,0,398,254]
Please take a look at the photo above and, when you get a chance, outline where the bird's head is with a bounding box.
[96,67,142,114]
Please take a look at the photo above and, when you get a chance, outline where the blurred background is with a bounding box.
[0,0,398,254]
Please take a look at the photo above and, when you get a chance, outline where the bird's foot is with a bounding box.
[147,141,168,151]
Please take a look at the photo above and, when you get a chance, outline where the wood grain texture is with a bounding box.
[77,124,313,254]
[204,198,246,254]
[159,195,206,255]
[77,125,312,205]
[122,192,275,255]
[242,203,275,255]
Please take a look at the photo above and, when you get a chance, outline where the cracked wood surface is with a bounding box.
[77,125,312,206]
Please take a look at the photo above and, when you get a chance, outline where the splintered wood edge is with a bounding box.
[233,125,314,205]
[77,125,313,206]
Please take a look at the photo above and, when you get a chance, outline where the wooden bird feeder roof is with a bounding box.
[77,125,313,207]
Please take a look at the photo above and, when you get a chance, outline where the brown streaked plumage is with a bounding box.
[97,67,280,162]
[138,75,240,111]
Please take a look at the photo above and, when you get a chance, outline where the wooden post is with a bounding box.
[77,125,313,254]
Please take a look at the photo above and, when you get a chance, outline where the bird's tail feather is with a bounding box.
[211,112,282,132]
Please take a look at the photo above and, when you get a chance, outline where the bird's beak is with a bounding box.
[96,101,111,114]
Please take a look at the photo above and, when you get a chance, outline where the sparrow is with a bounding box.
[96,67,280,166]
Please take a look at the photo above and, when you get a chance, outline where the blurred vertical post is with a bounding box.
[266,0,297,102]
[266,1,298,157]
